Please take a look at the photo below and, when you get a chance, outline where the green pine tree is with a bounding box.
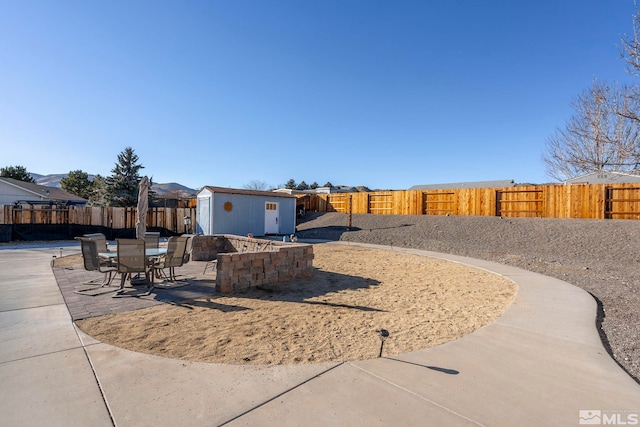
[105,147,145,207]
[60,170,94,200]
[88,175,109,207]
[0,165,35,183]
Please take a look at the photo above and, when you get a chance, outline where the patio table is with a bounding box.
[99,247,167,260]
[99,248,168,285]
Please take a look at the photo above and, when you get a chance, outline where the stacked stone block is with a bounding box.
[192,234,314,293]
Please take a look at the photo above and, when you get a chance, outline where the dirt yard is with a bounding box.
[75,243,516,365]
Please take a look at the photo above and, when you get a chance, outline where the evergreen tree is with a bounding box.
[88,175,109,207]
[0,165,35,183]
[60,170,94,200]
[296,181,309,190]
[323,182,333,188]
[310,182,319,189]
[284,178,297,189]
[105,147,145,207]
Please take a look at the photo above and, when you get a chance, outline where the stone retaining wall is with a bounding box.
[192,235,314,293]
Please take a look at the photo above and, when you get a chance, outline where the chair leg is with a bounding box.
[156,267,170,282]
[113,273,127,296]
[113,271,154,297]
[203,261,217,274]
[105,270,117,286]
[83,270,112,286]
[145,270,154,294]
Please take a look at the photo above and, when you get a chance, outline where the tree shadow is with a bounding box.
[153,268,384,314]
[230,269,385,313]
[171,297,252,313]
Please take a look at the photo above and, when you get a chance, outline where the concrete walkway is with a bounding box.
[1,241,639,426]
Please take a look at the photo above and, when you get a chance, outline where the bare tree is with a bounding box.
[619,5,640,124]
[543,80,640,181]
[243,180,271,191]
[622,5,640,77]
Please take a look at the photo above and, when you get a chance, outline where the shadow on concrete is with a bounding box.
[384,357,460,375]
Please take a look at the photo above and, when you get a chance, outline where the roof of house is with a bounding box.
[409,179,516,190]
[564,171,640,184]
[199,186,296,199]
[0,177,87,204]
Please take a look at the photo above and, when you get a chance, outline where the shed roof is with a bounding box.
[409,179,515,190]
[0,177,87,204]
[199,186,296,199]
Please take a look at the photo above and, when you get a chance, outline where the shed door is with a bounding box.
[264,202,279,234]
[197,197,211,235]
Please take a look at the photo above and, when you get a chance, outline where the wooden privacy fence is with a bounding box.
[308,183,640,220]
[4,183,640,229]
[0,205,197,233]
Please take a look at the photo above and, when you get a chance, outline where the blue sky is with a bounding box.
[1,1,638,190]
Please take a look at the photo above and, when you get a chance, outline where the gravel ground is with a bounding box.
[295,212,640,384]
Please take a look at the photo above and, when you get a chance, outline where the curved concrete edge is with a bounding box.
[328,241,606,347]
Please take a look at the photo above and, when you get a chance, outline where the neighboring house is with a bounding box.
[196,186,297,237]
[0,177,87,206]
[563,171,640,185]
[409,180,516,191]
[273,186,357,195]
[151,194,196,208]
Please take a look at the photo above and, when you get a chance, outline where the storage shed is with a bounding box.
[196,186,297,237]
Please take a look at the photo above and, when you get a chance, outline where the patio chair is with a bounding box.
[144,232,160,248]
[203,258,218,274]
[182,234,195,264]
[83,233,110,253]
[74,236,118,293]
[114,238,153,297]
[170,233,196,282]
[153,236,189,287]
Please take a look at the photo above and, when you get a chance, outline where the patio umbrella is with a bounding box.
[136,176,150,239]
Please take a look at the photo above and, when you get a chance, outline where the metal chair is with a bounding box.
[83,233,110,253]
[153,236,189,287]
[182,234,195,264]
[74,236,117,293]
[203,258,218,274]
[144,231,160,248]
[114,239,153,297]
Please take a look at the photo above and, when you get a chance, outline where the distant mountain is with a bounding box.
[30,173,197,197]
[32,173,96,188]
[152,182,198,197]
